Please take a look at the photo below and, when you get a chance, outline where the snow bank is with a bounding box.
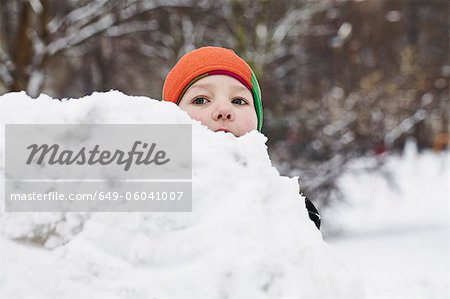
[0,91,363,298]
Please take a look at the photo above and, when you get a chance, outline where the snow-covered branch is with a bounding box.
[47,13,117,55]
[0,47,15,88]
[106,20,159,37]
[271,2,330,46]
[46,0,190,56]
[384,109,428,146]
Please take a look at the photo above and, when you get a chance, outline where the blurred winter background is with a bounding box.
[0,0,449,298]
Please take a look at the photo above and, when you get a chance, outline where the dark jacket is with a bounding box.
[305,198,321,230]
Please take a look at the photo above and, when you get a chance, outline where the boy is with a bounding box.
[162,46,262,137]
[162,46,320,229]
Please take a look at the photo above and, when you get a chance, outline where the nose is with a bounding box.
[212,102,234,121]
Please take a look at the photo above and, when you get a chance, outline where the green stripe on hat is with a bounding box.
[251,71,263,131]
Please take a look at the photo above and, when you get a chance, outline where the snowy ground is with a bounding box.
[329,226,449,299]
[324,145,450,299]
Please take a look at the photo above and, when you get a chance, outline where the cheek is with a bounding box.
[238,111,258,133]
[184,108,210,124]
[178,98,206,122]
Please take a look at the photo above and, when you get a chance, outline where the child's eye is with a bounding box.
[192,97,209,105]
[232,98,248,105]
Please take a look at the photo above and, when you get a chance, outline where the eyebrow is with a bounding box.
[186,84,214,92]
[230,85,249,93]
[187,83,249,94]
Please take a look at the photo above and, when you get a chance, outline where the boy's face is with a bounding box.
[178,75,258,137]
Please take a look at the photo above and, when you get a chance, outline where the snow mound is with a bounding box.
[0,91,363,298]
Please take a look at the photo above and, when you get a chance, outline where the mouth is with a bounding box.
[215,128,232,133]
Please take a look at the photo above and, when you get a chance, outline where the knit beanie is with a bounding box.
[162,46,263,131]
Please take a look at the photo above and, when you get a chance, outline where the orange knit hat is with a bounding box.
[162,46,263,131]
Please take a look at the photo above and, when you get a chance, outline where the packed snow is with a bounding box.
[0,91,363,299]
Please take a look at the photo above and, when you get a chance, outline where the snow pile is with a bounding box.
[0,91,363,299]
